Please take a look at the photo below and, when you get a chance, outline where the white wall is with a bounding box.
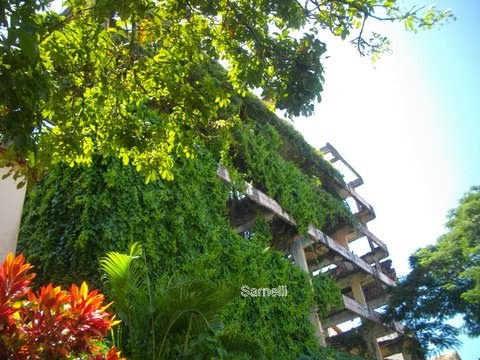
[0,167,27,262]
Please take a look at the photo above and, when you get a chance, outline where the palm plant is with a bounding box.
[100,243,264,359]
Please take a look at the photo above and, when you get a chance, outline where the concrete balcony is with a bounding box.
[347,185,376,223]
[322,295,403,335]
[320,143,364,190]
[217,165,396,288]
[306,226,396,287]
[322,295,382,329]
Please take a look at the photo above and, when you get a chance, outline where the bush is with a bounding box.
[0,252,121,359]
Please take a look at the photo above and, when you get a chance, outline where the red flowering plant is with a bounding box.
[0,252,123,359]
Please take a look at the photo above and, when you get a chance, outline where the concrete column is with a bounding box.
[291,237,311,272]
[350,275,383,360]
[0,167,27,262]
[350,274,367,306]
[291,237,326,347]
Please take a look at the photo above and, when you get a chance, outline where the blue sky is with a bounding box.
[293,1,480,358]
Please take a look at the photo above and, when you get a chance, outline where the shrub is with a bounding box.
[0,252,121,359]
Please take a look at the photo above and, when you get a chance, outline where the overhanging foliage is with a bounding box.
[0,0,453,182]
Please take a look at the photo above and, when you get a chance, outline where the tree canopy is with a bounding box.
[385,186,480,358]
[0,0,453,182]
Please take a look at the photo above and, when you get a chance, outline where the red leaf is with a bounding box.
[0,253,35,303]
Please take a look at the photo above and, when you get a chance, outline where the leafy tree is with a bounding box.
[385,186,480,358]
[0,0,453,181]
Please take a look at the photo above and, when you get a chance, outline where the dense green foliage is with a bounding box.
[100,243,265,359]
[240,96,343,196]
[385,186,480,357]
[311,272,343,320]
[232,118,354,233]
[17,149,344,359]
[17,102,358,357]
[19,152,225,288]
[0,0,453,182]
[14,63,362,357]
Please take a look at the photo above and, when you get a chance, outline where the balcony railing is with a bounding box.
[217,165,396,287]
[322,295,403,334]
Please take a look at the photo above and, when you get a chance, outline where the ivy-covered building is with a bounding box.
[220,140,410,358]
[3,93,414,359]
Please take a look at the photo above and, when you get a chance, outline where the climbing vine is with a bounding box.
[15,57,367,359]
[311,272,343,320]
[18,150,355,358]
[231,118,355,234]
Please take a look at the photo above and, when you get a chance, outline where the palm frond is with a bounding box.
[100,243,157,358]
[219,331,266,359]
[152,278,243,359]
[101,243,142,284]
[100,245,256,359]
[154,278,237,333]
